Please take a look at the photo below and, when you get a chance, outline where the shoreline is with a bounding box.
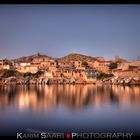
[0,76,140,86]
[0,82,140,86]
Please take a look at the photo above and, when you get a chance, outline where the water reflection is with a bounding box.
[0,85,140,112]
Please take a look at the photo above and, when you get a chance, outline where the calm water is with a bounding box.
[0,85,140,136]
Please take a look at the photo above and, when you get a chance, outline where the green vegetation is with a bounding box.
[23,72,32,77]
[24,71,44,78]
[0,70,44,79]
[2,69,18,78]
[82,61,89,68]
[109,62,117,70]
[97,72,114,80]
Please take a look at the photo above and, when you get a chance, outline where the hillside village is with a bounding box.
[0,53,140,85]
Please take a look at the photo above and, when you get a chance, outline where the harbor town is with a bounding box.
[1,5,140,138]
[0,53,140,86]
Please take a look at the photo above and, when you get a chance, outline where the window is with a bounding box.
[87,76,90,79]
[92,71,95,74]
[88,71,90,74]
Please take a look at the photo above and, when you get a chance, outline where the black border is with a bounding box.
[0,0,140,4]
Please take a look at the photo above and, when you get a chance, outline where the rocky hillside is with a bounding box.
[12,53,52,62]
[59,53,103,62]
[12,53,106,63]
[11,53,128,63]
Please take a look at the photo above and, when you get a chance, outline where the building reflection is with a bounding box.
[0,85,140,112]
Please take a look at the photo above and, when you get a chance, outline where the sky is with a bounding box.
[0,4,140,60]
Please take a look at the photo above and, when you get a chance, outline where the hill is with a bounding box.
[11,53,128,63]
[12,53,52,62]
[59,53,104,62]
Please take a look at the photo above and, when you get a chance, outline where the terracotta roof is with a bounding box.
[96,60,112,63]
[129,65,139,68]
